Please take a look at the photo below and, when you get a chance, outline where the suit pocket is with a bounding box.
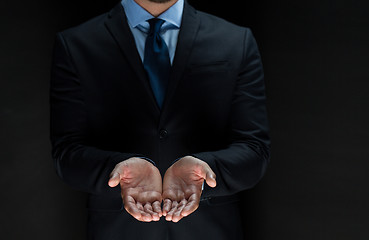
[202,194,241,206]
[86,192,124,212]
[187,61,229,74]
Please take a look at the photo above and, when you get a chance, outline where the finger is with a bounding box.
[202,166,216,188]
[143,203,156,219]
[172,199,187,222]
[144,203,160,221]
[152,201,163,218]
[124,196,142,221]
[140,212,152,222]
[205,172,216,188]
[108,171,120,187]
[162,199,172,216]
[181,194,200,217]
[136,202,152,222]
[136,202,144,211]
[166,201,178,222]
[143,202,154,213]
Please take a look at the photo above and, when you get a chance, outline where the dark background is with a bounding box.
[1,0,368,239]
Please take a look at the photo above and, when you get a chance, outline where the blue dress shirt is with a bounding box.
[121,0,184,64]
[120,0,204,191]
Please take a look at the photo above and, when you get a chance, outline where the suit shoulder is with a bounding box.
[196,10,251,34]
[58,12,108,39]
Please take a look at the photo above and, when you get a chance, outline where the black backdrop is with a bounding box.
[1,0,368,239]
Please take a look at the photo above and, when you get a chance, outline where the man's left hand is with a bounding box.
[162,156,216,222]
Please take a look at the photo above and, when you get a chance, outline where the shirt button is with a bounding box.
[159,129,168,139]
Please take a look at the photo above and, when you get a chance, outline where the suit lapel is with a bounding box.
[104,3,160,113]
[160,2,200,115]
[104,2,200,117]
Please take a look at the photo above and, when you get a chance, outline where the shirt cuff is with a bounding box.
[137,156,156,166]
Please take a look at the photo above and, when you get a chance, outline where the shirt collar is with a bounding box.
[121,0,183,30]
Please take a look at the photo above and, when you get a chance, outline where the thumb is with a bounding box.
[205,170,217,188]
[199,164,216,188]
[108,171,121,187]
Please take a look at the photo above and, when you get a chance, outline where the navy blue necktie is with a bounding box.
[143,18,171,109]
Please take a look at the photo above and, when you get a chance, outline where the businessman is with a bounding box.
[50,0,270,239]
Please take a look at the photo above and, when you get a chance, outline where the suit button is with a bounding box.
[159,129,168,139]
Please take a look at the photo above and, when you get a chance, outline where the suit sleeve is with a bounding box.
[192,29,271,198]
[50,33,150,195]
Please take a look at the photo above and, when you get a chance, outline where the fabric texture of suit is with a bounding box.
[50,1,271,239]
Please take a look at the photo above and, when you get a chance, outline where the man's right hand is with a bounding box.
[108,157,162,222]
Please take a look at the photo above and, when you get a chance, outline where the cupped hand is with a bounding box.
[108,157,163,222]
[162,156,216,222]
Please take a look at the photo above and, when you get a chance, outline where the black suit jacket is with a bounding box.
[50,1,270,239]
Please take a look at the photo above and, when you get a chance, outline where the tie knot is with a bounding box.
[147,18,165,35]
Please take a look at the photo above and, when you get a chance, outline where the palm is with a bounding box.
[162,156,216,222]
[109,158,162,222]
